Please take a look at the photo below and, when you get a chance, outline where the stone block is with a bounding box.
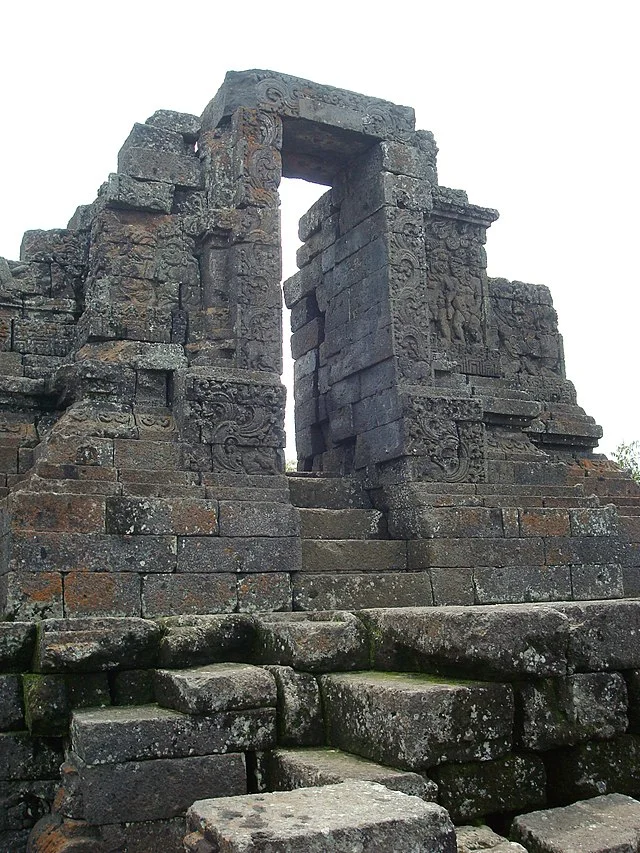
[185,780,455,853]
[571,563,624,599]
[0,623,35,672]
[254,612,369,672]
[431,754,546,822]
[119,122,189,155]
[569,506,618,537]
[110,669,155,705]
[558,600,640,671]
[293,571,434,610]
[155,663,276,715]
[0,731,63,780]
[70,705,276,764]
[545,735,640,803]
[142,573,237,616]
[519,508,570,537]
[237,572,292,612]
[473,565,572,604]
[8,492,105,533]
[430,568,475,606]
[321,672,513,770]
[512,793,640,853]
[33,617,161,673]
[409,538,545,569]
[104,173,174,213]
[118,147,203,189]
[62,752,245,823]
[10,532,178,574]
[157,613,256,668]
[177,536,300,574]
[544,536,621,566]
[1,572,63,621]
[301,539,406,572]
[0,675,24,731]
[457,826,525,853]
[64,571,141,618]
[518,672,628,750]
[299,508,386,539]
[264,747,437,800]
[23,674,70,736]
[0,778,57,835]
[361,604,571,678]
[628,670,640,732]
[264,666,324,746]
[105,496,218,535]
[218,501,300,537]
[389,506,505,540]
[146,109,200,141]
[114,438,181,470]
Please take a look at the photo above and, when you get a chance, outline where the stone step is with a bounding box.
[185,781,455,853]
[301,539,406,573]
[512,793,640,853]
[121,483,207,498]
[292,571,433,611]
[320,671,513,772]
[154,662,276,715]
[262,746,438,801]
[70,702,276,765]
[299,508,387,539]
[287,474,372,509]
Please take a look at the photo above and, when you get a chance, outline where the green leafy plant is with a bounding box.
[612,440,640,483]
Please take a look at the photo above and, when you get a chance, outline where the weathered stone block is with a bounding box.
[254,612,369,672]
[142,573,237,616]
[301,539,406,572]
[218,501,299,537]
[70,704,275,764]
[185,780,454,853]
[299,508,386,539]
[361,604,571,678]
[559,600,640,671]
[512,793,640,853]
[430,567,475,606]
[23,674,70,736]
[264,747,437,800]
[321,672,513,770]
[62,752,246,823]
[157,613,255,668]
[105,496,218,535]
[545,735,640,803]
[409,537,545,569]
[64,571,141,617]
[118,147,203,189]
[457,825,525,853]
[0,623,35,672]
[264,666,324,746]
[1,572,63,621]
[10,532,178,574]
[237,572,292,612]
[177,536,300,573]
[34,617,161,673]
[104,173,174,213]
[0,731,63,781]
[571,563,624,599]
[0,675,24,731]
[155,663,276,715]
[293,571,434,610]
[473,565,572,604]
[517,672,628,750]
[8,492,105,533]
[431,754,546,822]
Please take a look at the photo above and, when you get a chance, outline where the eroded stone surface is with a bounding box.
[185,780,456,852]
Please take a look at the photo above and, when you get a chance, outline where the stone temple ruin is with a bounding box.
[1,70,640,851]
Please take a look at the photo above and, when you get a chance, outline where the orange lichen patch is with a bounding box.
[519,509,570,538]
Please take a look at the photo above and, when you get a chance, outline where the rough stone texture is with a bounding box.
[512,793,640,853]
[545,735,640,803]
[254,611,369,672]
[70,704,276,763]
[155,663,276,714]
[517,672,628,750]
[431,754,547,822]
[0,623,35,672]
[156,613,255,667]
[264,747,438,801]
[321,671,513,770]
[33,617,161,672]
[457,826,526,853]
[360,604,571,678]
[59,752,245,823]
[0,675,24,730]
[185,780,456,853]
[264,666,324,746]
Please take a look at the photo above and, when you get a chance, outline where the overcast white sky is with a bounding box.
[1,0,637,456]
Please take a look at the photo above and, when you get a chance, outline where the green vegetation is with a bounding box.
[612,440,640,483]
